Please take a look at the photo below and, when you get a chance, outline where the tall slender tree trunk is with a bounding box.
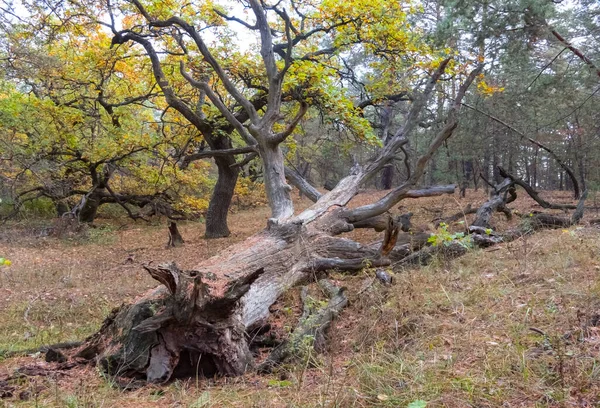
[461,159,473,198]
[574,126,587,193]
[379,103,395,190]
[532,146,539,188]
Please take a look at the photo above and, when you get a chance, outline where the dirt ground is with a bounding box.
[1,188,600,407]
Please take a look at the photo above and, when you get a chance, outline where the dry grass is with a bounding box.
[2,189,600,407]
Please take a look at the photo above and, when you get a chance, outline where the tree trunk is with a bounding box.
[205,156,238,238]
[69,59,482,384]
[55,201,69,217]
[381,165,394,190]
[74,180,454,382]
[471,174,516,229]
[259,143,294,220]
[379,103,395,190]
[78,192,102,223]
[460,159,473,198]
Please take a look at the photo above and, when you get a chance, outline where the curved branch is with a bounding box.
[271,101,309,144]
[359,58,453,182]
[178,64,256,145]
[129,6,259,123]
[180,146,258,169]
[462,102,581,199]
[497,167,577,210]
[345,65,482,223]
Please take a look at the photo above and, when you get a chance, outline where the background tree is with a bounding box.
[0,23,212,223]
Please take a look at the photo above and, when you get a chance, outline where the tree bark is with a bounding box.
[55,201,69,217]
[471,175,516,229]
[78,191,102,223]
[259,143,294,220]
[167,222,185,247]
[205,156,238,238]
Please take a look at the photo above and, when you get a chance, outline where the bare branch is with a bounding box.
[546,27,600,79]
[213,8,257,30]
[345,64,482,223]
[356,92,412,109]
[271,102,308,144]
[247,0,283,128]
[127,5,260,124]
[462,102,581,199]
[284,166,321,202]
[180,146,258,169]
[179,62,257,145]
[498,167,577,210]
[231,152,259,169]
[360,58,453,182]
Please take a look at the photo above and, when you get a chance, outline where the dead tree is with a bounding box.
[63,0,486,384]
[471,175,516,228]
[167,222,185,248]
[468,167,587,233]
[68,60,481,382]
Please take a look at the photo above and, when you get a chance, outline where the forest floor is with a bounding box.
[1,189,600,407]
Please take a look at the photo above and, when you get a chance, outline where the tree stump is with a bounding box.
[167,222,184,248]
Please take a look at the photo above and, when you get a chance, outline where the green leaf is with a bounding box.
[268,379,292,387]
[407,400,427,408]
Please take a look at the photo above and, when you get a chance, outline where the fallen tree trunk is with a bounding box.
[58,60,484,383]
[64,176,586,384]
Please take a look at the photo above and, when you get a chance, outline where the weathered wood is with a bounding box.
[74,263,265,382]
[498,167,577,210]
[167,221,185,247]
[380,215,400,256]
[62,61,483,384]
[471,176,516,228]
[258,279,348,373]
[395,242,468,267]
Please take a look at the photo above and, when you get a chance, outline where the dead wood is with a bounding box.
[380,215,400,256]
[353,212,413,232]
[470,190,588,247]
[471,176,516,228]
[258,279,347,373]
[498,167,577,210]
[44,59,483,384]
[395,242,468,267]
[167,221,185,248]
[434,203,477,226]
[73,263,265,382]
